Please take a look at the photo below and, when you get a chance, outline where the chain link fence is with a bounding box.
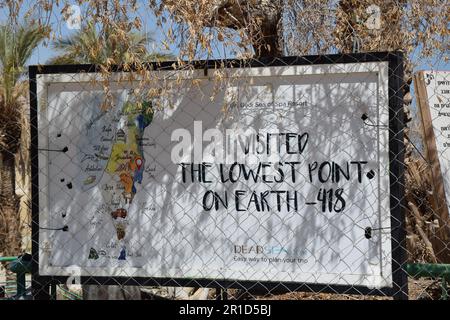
[0,53,434,299]
[0,0,449,303]
[1,51,449,301]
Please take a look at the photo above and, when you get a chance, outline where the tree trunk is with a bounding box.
[202,0,283,58]
[0,151,21,256]
[252,15,282,58]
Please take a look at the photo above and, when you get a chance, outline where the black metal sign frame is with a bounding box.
[29,52,407,300]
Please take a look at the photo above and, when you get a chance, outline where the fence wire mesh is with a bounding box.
[0,52,449,301]
[0,54,440,299]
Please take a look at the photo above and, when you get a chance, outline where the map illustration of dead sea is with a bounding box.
[77,99,153,263]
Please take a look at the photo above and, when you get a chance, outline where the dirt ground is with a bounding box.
[257,278,443,300]
[1,272,445,300]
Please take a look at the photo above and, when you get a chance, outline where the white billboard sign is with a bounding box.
[35,61,393,289]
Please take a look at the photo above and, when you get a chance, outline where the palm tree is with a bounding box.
[50,21,172,65]
[0,23,46,256]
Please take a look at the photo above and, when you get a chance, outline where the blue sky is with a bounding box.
[27,1,172,65]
